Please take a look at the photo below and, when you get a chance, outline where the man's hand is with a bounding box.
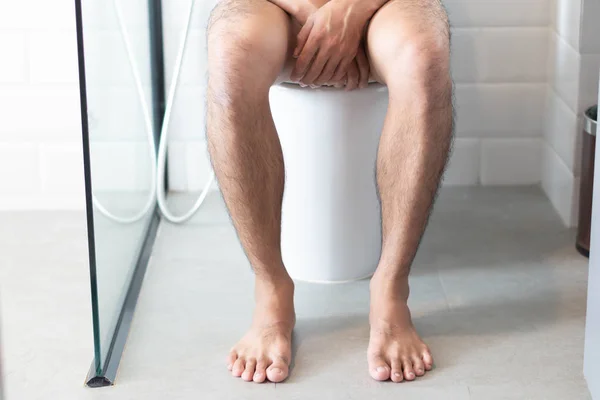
[290,0,373,87]
[329,45,369,90]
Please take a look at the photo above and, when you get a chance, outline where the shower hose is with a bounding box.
[93,0,213,224]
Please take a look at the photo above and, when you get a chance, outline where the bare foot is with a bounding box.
[367,272,433,382]
[227,273,295,383]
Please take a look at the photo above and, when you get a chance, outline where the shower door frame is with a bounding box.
[74,0,166,387]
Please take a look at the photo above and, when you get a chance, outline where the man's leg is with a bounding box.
[365,0,453,382]
[207,0,295,383]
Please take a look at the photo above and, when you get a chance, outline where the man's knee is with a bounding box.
[396,32,450,82]
[207,0,289,90]
[370,1,450,92]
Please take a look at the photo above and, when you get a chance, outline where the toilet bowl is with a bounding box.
[270,83,389,283]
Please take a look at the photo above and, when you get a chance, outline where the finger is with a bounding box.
[315,56,342,86]
[300,48,330,85]
[345,61,359,91]
[294,17,315,58]
[331,56,354,83]
[356,48,370,89]
[291,34,321,81]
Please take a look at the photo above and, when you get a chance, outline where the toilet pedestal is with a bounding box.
[270,83,388,283]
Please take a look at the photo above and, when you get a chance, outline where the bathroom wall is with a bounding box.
[0,0,84,209]
[543,0,600,226]
[0,0,155,210]
[162,0,550,191]
[445,0,549,186]
[161,0,216,192]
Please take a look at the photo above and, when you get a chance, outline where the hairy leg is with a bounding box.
[365,0,453,382]
[207,0,295,383]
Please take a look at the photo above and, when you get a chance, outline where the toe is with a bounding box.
[422,348,434,371]
[390,359,404,383]
[412,355,425,377]
[253,359,267,383]
[402,358,416,381]
[226,350,237,371]
[266,356,289,383]
[368,354,391,381]
[242,359,256,381]
[232,358,245,377]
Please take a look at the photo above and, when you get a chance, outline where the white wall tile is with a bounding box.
[450,29,478,82]
[445,0,549,27]
[0,0,159,209]
[0,144,40,194]
[452,28,548,83]
[89,141,149,192]
[0,0,75,30]
[28,31,79,84]
[455,84,545,137]
[130,140,155,192]
[443,138,480,185]
[580,0,600,54]
[167,141,188,191]
[162,0,217,30]
[549,0,557,29]
[0,196,85,211]
[579,54,600,113]
[547,30,557,84]
[544,89,580,173]
[83,31,151,87]
[0,33,27,83]
[549,33,581,112]
[481,138,542,185]
[553,0,582,50]
[86,86,151,141]
[38,144,85,196]
[0,86,81,141]
[168,85,207,140]
[186,140,215,191]
[541,143,579,226]
[163,29,207,86]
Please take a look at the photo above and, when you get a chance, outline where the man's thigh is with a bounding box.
[365,0,450,84]
[208,0,294,85]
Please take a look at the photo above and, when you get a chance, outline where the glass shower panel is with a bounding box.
[77,0,158,378]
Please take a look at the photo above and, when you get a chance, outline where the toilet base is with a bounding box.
[270,83,388,283]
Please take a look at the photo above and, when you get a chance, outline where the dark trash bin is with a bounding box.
[576,105,597,257]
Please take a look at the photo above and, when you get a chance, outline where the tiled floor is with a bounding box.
[116,187,591,399]
[1,187,593,399]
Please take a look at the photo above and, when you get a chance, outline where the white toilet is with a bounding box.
[270,83,389,283]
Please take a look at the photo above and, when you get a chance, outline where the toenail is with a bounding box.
[394,372,401,377]
[271,368,282,374]
[376,366,387,372]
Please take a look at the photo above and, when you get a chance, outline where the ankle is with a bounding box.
[370,269,410,301]
[255,266,293,285]
[255,270,294,298]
